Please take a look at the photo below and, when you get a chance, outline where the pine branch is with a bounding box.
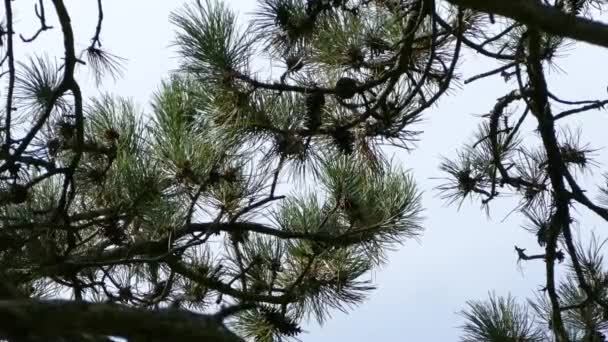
[447,0,608,48]
[0,299,243,342]
[525,28,568,342]
[3,0,16,147]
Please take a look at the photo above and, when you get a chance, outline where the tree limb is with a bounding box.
[446,0,608,48]
[0,299,243,342]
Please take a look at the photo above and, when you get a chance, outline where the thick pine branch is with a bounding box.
[0,299,243,342]
[447,0,608,48]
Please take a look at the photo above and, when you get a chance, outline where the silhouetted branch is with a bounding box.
[525,28,568,341]
[447,0,608,48]
[554,100,608,120]
[514,246,546,261]
[3,0,15,146]
[0,299,243,342]
[20,0,53,42]
[90,0,104,48]
[464,62,516,84]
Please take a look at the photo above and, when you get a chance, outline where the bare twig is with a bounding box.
[4,0,15,147]
[20,0,53,42]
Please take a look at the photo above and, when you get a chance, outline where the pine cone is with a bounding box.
[285,55,304,73]
[260,306,302,337]
[305,90,324,131]
[335,77,358,99]
[103,128,120,141]
[1,184,29,205]
[47,138,61,156]
[331,127,355,155]
[58,121,75,141]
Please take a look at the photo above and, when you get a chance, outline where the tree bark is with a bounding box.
[0,299,243,342]
[447,0,608,48]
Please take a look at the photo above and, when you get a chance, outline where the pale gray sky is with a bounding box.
[12,1,608,340]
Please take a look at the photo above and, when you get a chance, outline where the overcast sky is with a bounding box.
[12,1,608,340]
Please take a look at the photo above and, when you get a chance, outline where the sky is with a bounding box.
[11,1,608,340]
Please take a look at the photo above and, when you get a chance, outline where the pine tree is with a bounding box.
[2,0,608,341]
[0,0,427,340]
[435,1,608,341]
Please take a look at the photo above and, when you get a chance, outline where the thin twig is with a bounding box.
[554,100,608,120]
[90,0,104,48]
[4,0,15,147]
[464,62,516,84]
[20,0,53,42]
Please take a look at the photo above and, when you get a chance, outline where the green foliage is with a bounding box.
[84,46,126,86]
[234,305,302,342]
[318,156,423,256]
[7,0,608,341]
[15,55,64,117]
[437,147,493,208]
[0,1,432,339]
[459,292,546,342]
[171,0,251,81]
